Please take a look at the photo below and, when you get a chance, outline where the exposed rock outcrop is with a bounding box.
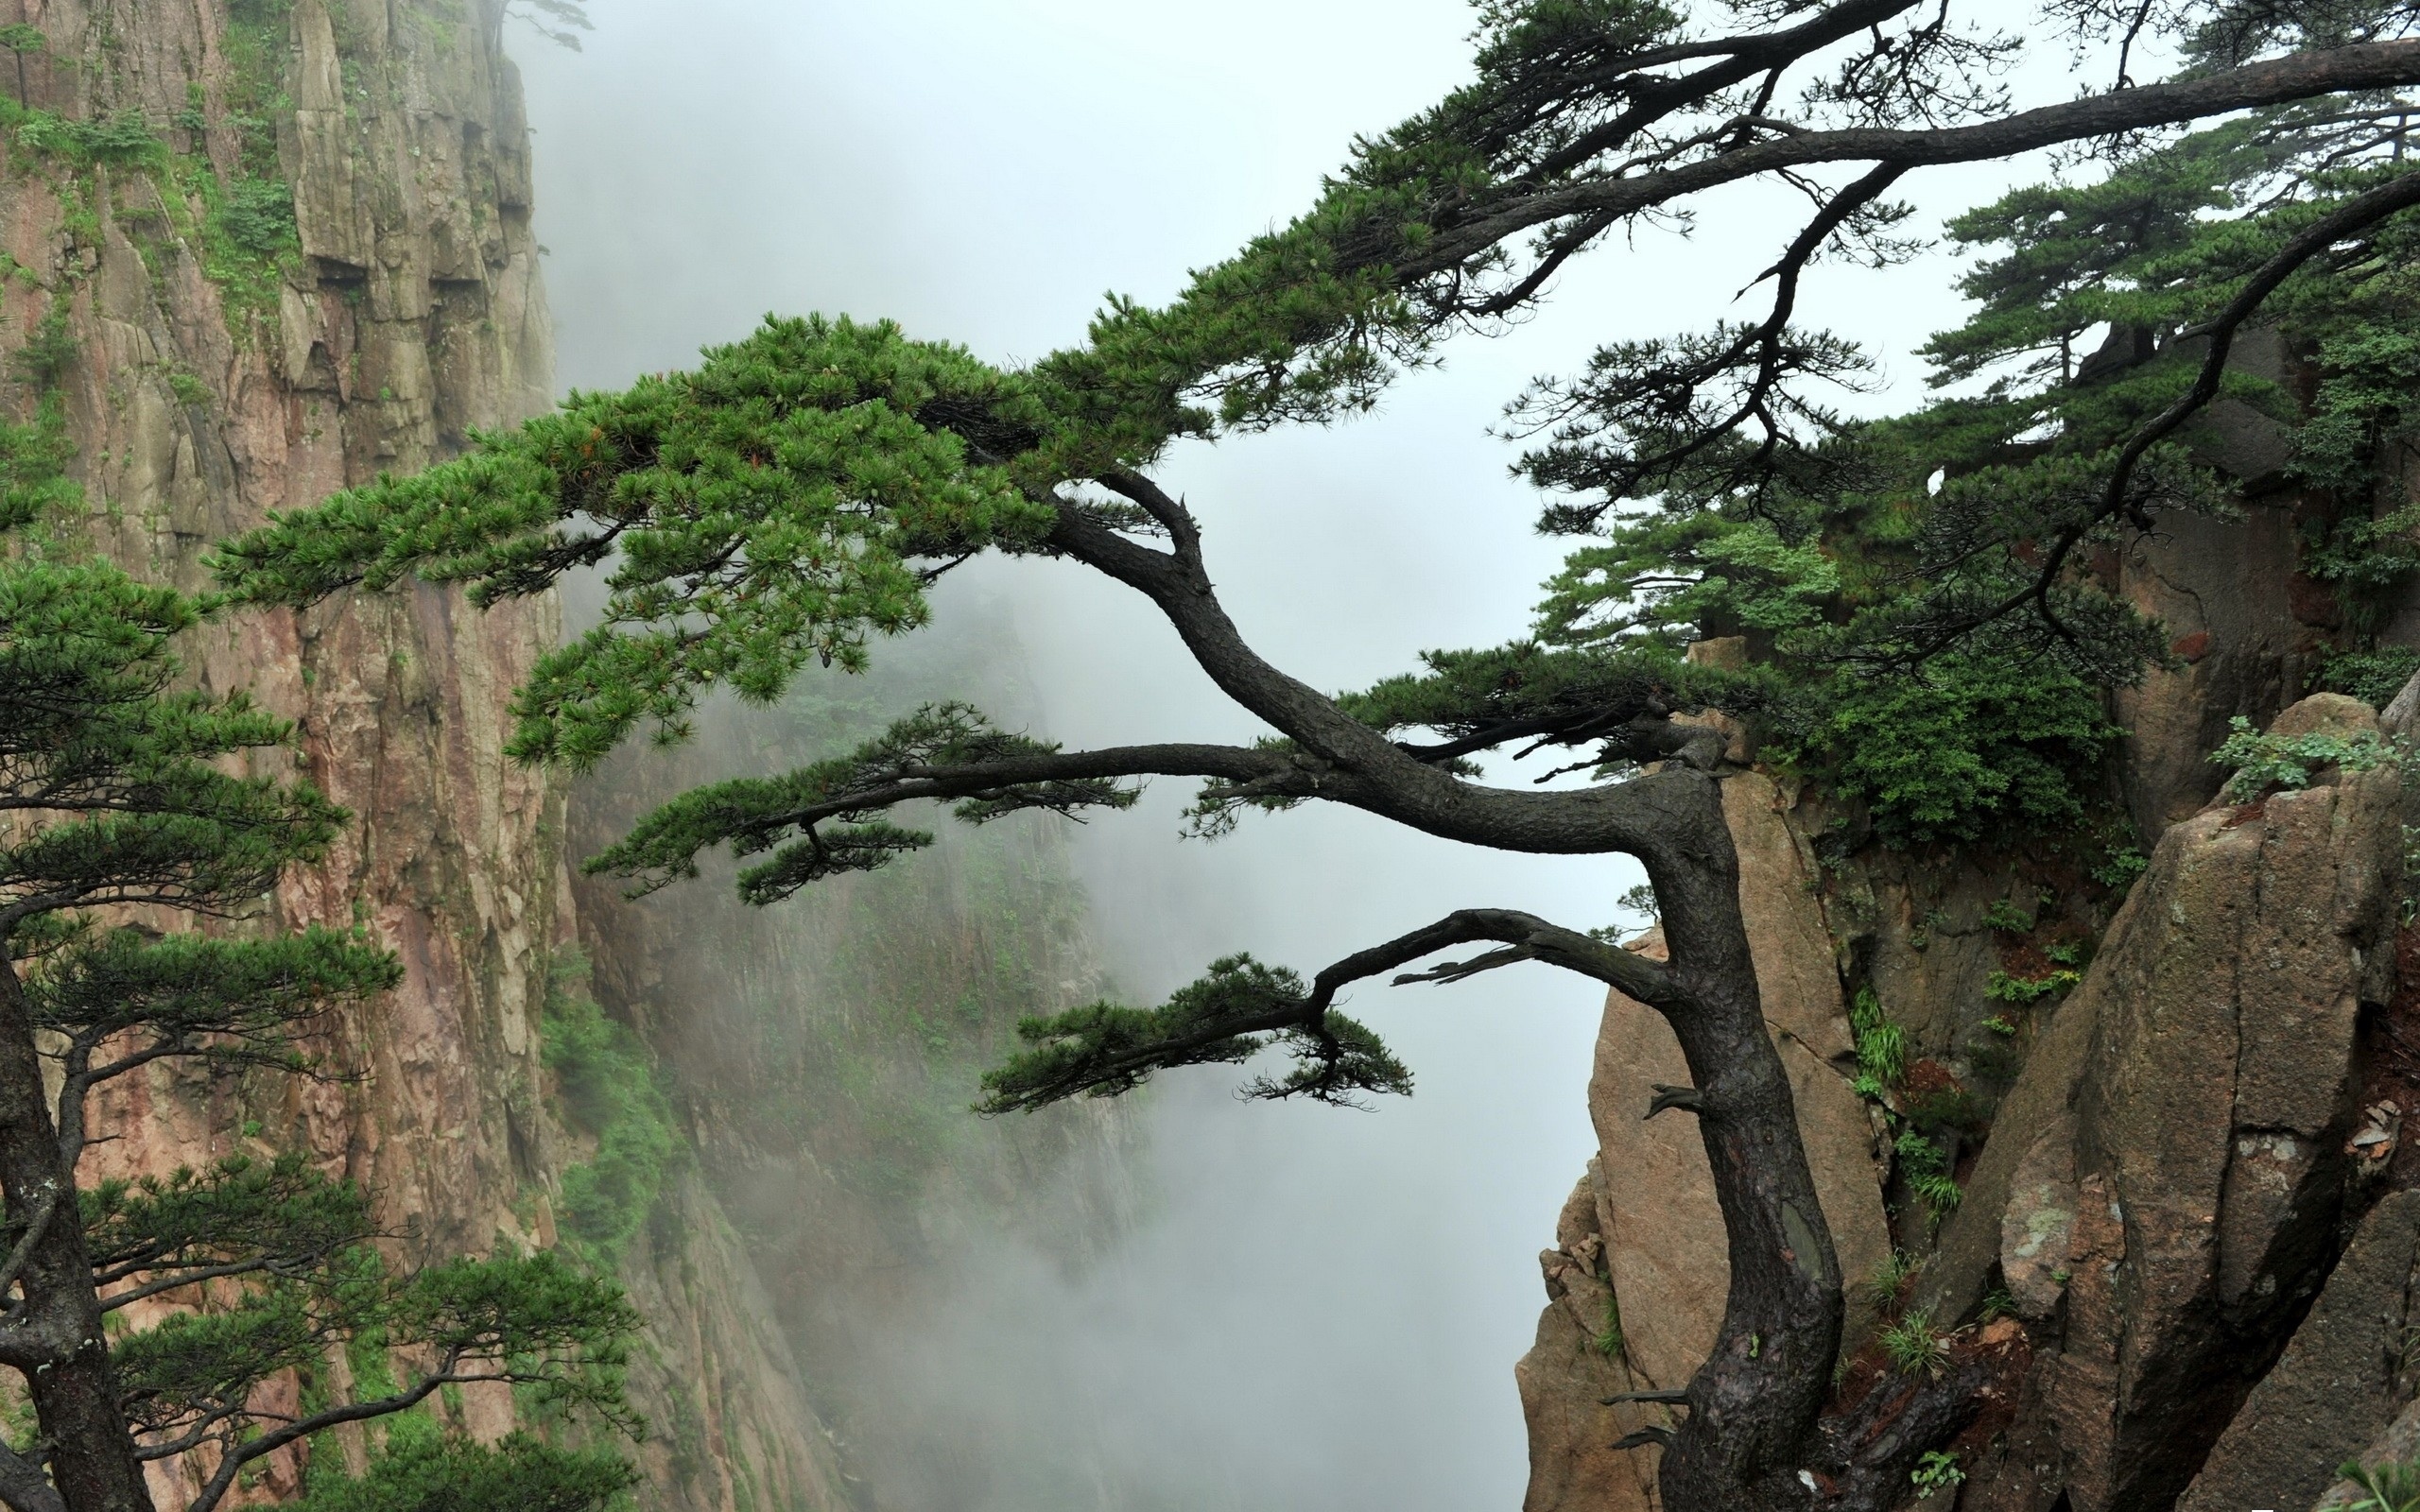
[1519,301,2420,1512]
[5,4,847,1505]
[2181,1190,2420,1512]
[1522,672,2411,1512]
[1923,694,2400,1512]
[2318,1399,2420,1511]
[1516,1170,1665,1512]
[2108,328,2338,837]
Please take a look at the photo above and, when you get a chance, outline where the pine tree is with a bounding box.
[0,442,637,1509]
[215,5,2420,1507]
[0,26,43,112]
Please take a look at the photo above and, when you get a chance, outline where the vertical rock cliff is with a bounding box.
[1520,365,2420,1512]
[0,3,848,1505]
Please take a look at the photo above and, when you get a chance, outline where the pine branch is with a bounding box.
[1396,41,2420,284]
[978,907,1696,1114]
[1908,163,2420,659]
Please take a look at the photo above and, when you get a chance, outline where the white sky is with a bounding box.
[515,6,2061,1505]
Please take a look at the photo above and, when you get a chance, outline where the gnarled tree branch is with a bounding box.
[0,1434,60,1512]
[1396,40,2420,284]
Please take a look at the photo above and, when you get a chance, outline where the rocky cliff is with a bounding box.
[1520,370,2420,1511]
[0,3,850,1506]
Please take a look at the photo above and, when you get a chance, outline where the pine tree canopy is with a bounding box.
[215,1,2420,850]
[288,1431,635,1512]
[199,6,2420,1502]
[1,467,640,1511]
[0,559,343,928]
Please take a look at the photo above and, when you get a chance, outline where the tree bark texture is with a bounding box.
[0,959,153,1512]
[1637,771,1842,1508]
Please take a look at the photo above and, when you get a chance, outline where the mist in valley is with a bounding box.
[511,6,2041,1506]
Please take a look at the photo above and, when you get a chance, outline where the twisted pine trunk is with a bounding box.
[1642,770,1843,1510]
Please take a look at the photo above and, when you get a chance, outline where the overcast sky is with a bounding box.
[514,6,2050,1506]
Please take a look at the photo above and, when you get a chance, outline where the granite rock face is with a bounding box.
[4,5,847,1506]
[1517,317,2420,1511]
[1925,695,2401,1512]
[2182,1191,2420,1512]
[1516,1169,1666,1512]
[1520,679,2411,1512]
[2109,326,2340,836]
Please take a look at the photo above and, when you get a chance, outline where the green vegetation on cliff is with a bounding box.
[0,111,633,1497]
[541,953,680,1269]
[293,1431,635,1512]
[0,12,301,340]
[0,389,636,1512]
[212,3,2420,1505]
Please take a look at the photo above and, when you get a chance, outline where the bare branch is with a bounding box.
[741,743,1312,833]
[182,1366,464,1512]
[1527,0,1924,182]
[0,1188,59,1303]
[1398,40,2420,282]
[1647,1083,1708,1119]
[97,1254,347,1314]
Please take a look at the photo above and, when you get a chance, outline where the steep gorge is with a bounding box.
[565,625,1139,1510]
[27,5,2420,1510]
[0,4,1122,1508]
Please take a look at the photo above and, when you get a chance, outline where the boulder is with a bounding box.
[1925,694,2403,1512]
[2184,1191,2420,1512]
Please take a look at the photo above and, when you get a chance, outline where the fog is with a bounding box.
[513,6,2046,1505]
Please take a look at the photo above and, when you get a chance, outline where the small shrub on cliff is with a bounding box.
[2343,1459,2420,1512]
[1894,1130,1964,1229]
[1911,1450,1966,1498]
[1849,988,1905,1101]
[1767,654,2120,848]
[1862,1250,1923,1315]
[1592,1292,1624,1358]
[2315,645,2420,710]
[543,954,682,1268]
[1984,968,2080,1005]
[2210,714,2401,802]
[1979,899,2033,934]
[214,176,297,260]
[1879,1310,1953,1380]
[9,107,164,167]
[2090,842,2150,890]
